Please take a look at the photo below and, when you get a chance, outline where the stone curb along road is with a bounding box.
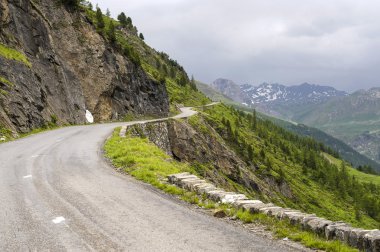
[168,172,380,252]
[0,103,304,251]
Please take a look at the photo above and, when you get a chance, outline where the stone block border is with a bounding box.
[168,172,380,252]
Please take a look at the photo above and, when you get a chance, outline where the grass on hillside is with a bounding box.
[323,153,380,186]
[139,59,210,107]
[200,104,379,229]
[166,79,210,107]
[104,127,357,252]
[0,43,31,67]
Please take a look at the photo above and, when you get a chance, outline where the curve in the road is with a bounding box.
[0,105,298,251]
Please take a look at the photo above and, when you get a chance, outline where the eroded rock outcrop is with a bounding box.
[0,0,168,133]
[0,0,10,25]
[127,118,292,201]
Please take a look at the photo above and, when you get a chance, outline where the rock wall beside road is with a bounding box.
[0,0,169,133]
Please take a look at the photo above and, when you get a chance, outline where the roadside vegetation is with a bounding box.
[104,127,194,195]
[104,127,357,252]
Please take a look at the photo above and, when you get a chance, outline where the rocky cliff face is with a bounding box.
[210,78,243,102]
[0,0,169,133]
[128,119,294,203]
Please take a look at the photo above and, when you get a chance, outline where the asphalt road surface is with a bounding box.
[0,107,301,251]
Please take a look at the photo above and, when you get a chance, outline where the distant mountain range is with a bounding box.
[211,78,348,117]
[207,78,380,167]
[241,82,347,105]
[210,79,244,102]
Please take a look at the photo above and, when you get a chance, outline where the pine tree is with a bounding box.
[248,145,254,161]
[139,33,145,40]
[96,7,105,30]
[260,149,266,159]
[266,157,272,171]
[106,8,111,17]
[107,21,116,43]
[155,58,162,69]
[234,129,239,142]
[190,75,197,90]
[235,118,240,128]
[127,17,132,26]
[179,74,187,86]
[118,12,128,27]
[277,167,285,182]
[162,64,168,76]
[226,119,232,137]
[252,109,257,130]
[61,0,81,9]
[169,67,176,78]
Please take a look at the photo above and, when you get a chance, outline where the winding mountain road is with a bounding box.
[0,106,299,251]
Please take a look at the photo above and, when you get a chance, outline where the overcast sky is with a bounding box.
[90,0,380,92]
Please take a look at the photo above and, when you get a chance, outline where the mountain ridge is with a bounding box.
[212,78,348,107]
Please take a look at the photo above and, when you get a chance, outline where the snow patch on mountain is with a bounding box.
[241,82,348,106]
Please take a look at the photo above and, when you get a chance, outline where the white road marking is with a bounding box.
[31,155,39,158]
[23,175,32,179]
[52,216,65,224]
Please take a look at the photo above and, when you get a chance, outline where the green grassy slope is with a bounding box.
[264,115,380,173]
[323,153,380,186]
[198,104,380,229]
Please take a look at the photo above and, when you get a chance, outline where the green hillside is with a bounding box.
[267,116,380,173]
[197,104,380,228]
[323,153,380,186]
